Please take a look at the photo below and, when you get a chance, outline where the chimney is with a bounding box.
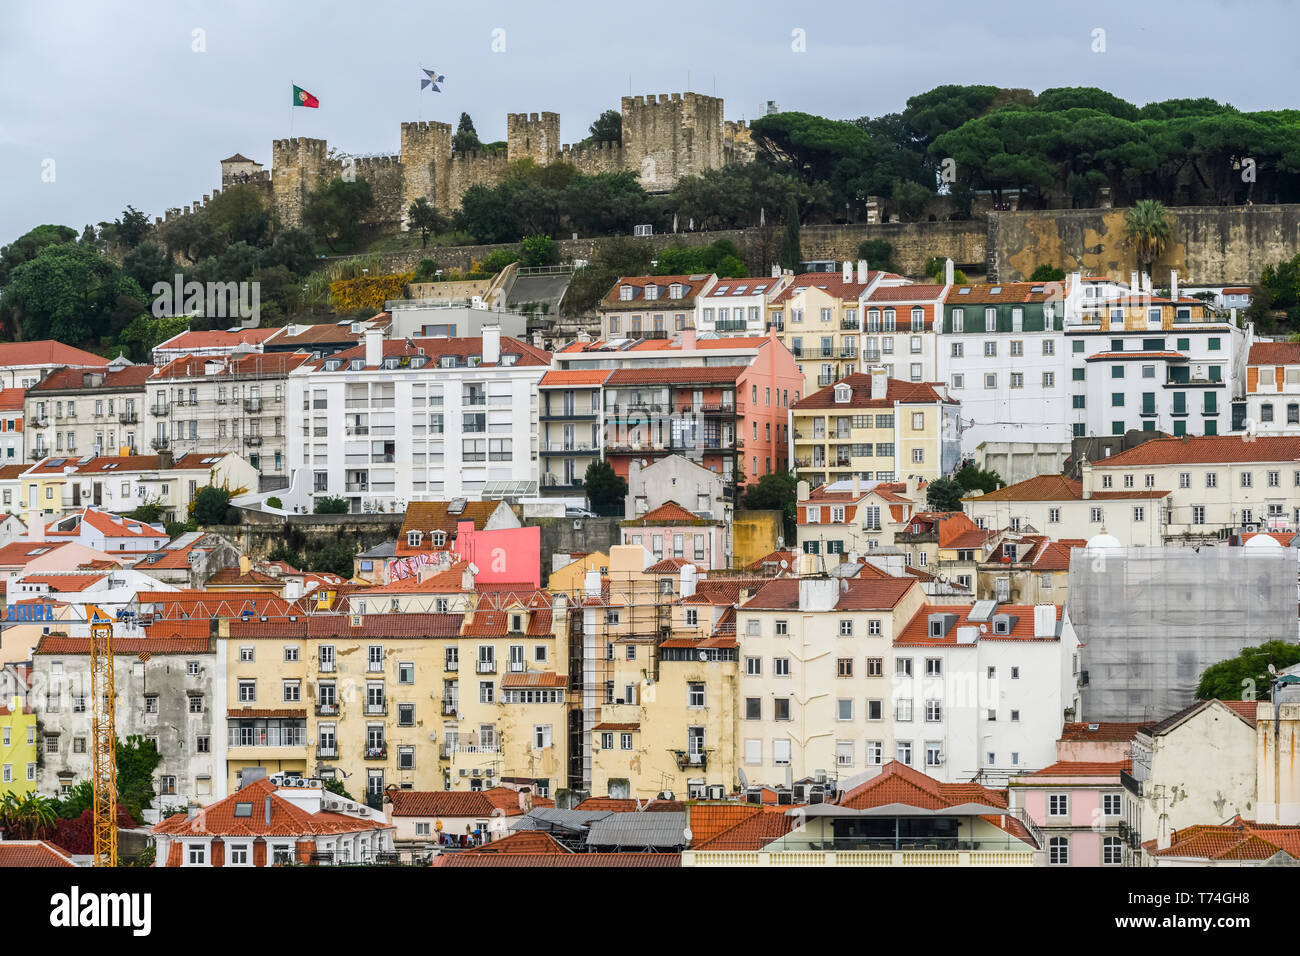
[26,509,42,543]
[906,475,920,498]
[798,577,838,612]
[1033,604,1057,638]
[1130,270,1139,293]
[239,554,251,575]
[679,564,698,600]
[856,259,868,284]
[771,264,781,278]
[1170,269,1179,301]
[842,261,853,283]
[482,325,501,366]
[1080,457,1092,499]
[944,258,954,287]
[796,480,810,502]
[364,327,383,368]
[187,805,197,821]
[577,330,591,343]
[851,474,860,497]
[870,367,887,400]
[462,563,477,592]
[681,327,697,350]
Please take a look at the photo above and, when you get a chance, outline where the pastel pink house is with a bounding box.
[619,501,727,570]
[1009,760,1130,867]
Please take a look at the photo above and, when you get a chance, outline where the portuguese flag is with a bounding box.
[292,85,320,108]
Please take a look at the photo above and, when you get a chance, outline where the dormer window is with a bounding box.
[644,285,659,301]
[669,284,683,298]
[382,358,398,370]
[407,530,423,548]
[440,356,456,368]
[929,619,943,637]
[350,359,365,371]
[620,285,634,301]
[834,384,852,404]
[431,530,446,547]
[510,613,523,633]
[325,360,342,371]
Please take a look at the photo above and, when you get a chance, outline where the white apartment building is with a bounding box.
[25,363,149,461]
[735,576,926,785]
[146,352,309,490]
[936,281,1069,456]
[696,274,789,335]
[1243,341,1300,435]
[861,282,946,385]
[892,601,1080,783]
[286,329,549,512]
[1089,434,1300,538]
[1066,271,1248,439]
[962,472,1172,548]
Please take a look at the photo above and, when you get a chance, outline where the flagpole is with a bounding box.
[290,81,294,136]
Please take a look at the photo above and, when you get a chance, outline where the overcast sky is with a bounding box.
[0,0,1293,242]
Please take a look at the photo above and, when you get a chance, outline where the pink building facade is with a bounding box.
[1009,761,1129,867]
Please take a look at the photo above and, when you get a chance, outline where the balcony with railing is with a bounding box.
[364,745,388,760]
[441,743,502,758]
[316,702,339,717]
[672,749,709,772]
[441,701,459,716]
[244,398,262,413]
[150,402,170,416]
[714,319,749,333]
[244,434,263,447]
[151,437,169,450]
[316,744,339,759]
[540,442,598,455]
[476,660,497,674]
[363,700,387,716]
[841,317,861,330]
[118,411,139,424]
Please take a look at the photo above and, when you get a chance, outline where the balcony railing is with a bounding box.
[316,702,339,716]
[118,412,138,424]
[817,375,834,386]
[244,435,263,447]
[841,318,861,330]
[244,398,262,413]
[364,746,387,760]
[316,745,339,759]
[364,702,387,716]
[151,403,170,416]
[151,437,169,450]
[442,744,501,757]
[476,661,497,674]
[442,701,459,716]
[672,749,709,772]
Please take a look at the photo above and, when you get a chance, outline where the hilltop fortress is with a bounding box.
[206,93,754,231]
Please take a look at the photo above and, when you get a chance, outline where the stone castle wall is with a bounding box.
[251,91,734,229]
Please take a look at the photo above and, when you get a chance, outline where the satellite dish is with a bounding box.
[698,650,707,661]
[776,536,785,549]
[1269,663,1280,677]
[978,624,988,634]
[779,559,789,570]
[467,562,479,575]
[738,768,750,790]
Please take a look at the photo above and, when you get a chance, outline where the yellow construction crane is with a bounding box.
[87,604,117,867]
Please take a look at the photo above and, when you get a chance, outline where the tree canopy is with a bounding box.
[1196,641,1300,701]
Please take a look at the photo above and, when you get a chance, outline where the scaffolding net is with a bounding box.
[1069,545,1298,722]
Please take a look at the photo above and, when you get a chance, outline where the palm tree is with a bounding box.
[1124,199,1172,278]
[0,790,58,839]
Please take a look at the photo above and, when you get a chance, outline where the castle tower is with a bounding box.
[271,138,329,229]
[620,92,725,193]
[506,112,561,164]
[400,120,453,225]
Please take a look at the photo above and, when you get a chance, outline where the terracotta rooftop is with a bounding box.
[0,340,105,368]
[794,374,952,410]
[0,841,77,867]
[388,787,532,818]
[1059,721,1146,742]
[895,602,1062,646]
[742,577,917,611]
[31,364,152,392]
[153,777,391,838]
[966,473,1169,502]
[1094,435,1300,467]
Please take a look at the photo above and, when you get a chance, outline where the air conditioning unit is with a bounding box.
[706,785,724,800]
[458,769,468,777]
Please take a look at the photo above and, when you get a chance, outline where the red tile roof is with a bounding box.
[601,274,713,307]
[895,603,1062,646]
[1146,817,1300,861]
[227,613,464,639]
[0,841,77,867]
[30,365,152,392]
[1059,721,1146,742]
[944,282,1062,304]
[35,635,213,655]
[1022,760,1132,778]
[1095,435,1300,467]
[1248,342,1300,366]
[155,329,280,352]
[388,787,531,818]
[0,341,105,368]
[500,672,566,688]
[151,351,311,380]
[794,374,952,410]
[621,501,717,525]
[460,829,571,855]
[966,473,1169,502]
[437,852,680,868]
[693,807,795,850]
[0,388,26,412]
[742,577,918,611]
[864,284,946,303]
[769,271,896,306]
[153,777,391,838]
[604,366,747,386]
[539,369,612,387]
[21,573,108,592]
[839,760,1007,812]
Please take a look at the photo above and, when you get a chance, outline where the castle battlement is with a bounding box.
[238,90,733,229]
